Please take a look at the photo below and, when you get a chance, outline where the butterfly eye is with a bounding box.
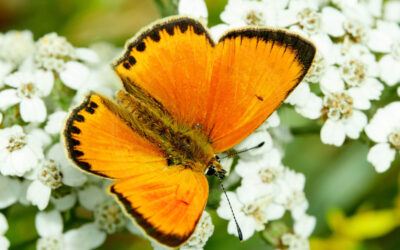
[206,166,216,176]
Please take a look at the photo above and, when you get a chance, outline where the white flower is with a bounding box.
[274,169,308,219]
[94,199,127,234]
[178,0,208,25]
[220,0,285,27]
[0,30,35,66]
[0,125,44,176]
[0,69,54,122]
[368,21,400,86]
[0,176,21,209]
[285,2,345,37]
[180,210,214,250]
[281,233,310,250]
[319,63,370,146]
[45,111,68,135]
[35,210,106,250]
[365,102,400,172]
[0,213,9,250]
[27,159,63,210]
[34,33,92,90]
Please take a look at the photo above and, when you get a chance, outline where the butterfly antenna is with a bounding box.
[220,141,265,159]
[215,173,243,241]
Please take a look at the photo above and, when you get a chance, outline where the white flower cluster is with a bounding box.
[179,0,400,248]
[216,117,315,248]
[0,30,133,249]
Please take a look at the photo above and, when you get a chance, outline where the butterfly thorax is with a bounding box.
[116,90,214,172]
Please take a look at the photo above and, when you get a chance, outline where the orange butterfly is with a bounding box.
[63,16,315,247]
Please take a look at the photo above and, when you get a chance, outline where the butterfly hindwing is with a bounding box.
[64,93,209,247]
[110,166,209,247]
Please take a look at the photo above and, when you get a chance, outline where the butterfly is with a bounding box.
[63,16,315,247]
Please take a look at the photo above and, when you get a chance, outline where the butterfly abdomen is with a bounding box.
[116,90,213,171]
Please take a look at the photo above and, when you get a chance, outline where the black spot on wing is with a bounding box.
[136,42,146,52]
[113,17,215,68]
[123,62,130,69]
[128,56,136,65]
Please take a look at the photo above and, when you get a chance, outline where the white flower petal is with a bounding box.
[0,236,10,250]
[75,48,100,64]
[384,1,400,22]
[45,111,68,134]
[367,143,396,173]
[295,93,323,119]
[35,210,63,237]
[0,89,20,110]
[3,71,31,88]
[285,82,310,106]
[0,176,21,209]
[265,203,285,220]
[344,110,367,139]
[78,185,105,210]
[27,128,51,149]
[265,111,280,128]
[227,214,255,241]
[19,97,47,123]
[320,66,344,94]
[178,0,208,20]
[209,24,230,41]
[367,29,392,53]
[51,193,77,212]
[320,119,346,146]
[60,61,90,90]
[34,70,54,96]
[64,223,106,250]
[365,102,400,142]
[27,180,51,210]
[0,61,13,88]
[379,55,400,86]
[321,7,345,37]
[217,192,242,220]
[60,163,87,187]
[0,213,8,235]
[294,215,316,238]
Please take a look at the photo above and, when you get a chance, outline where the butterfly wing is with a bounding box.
[113,17,315,153]
[64,94,209,247]
[63,94,167,179]
[110,166,208,247]
[113,17,215,127]
[206,29,316,152]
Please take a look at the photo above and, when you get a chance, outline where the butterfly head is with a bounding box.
[206,157,226,179]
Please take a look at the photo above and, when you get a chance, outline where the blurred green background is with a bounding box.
[1,0,399,249]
